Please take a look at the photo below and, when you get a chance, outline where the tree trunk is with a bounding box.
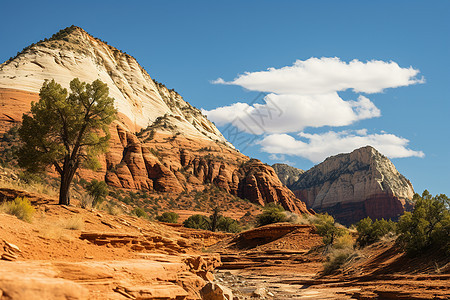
[59,172,71,205]
[58,156,77,205]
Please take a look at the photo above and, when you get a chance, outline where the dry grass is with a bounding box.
[64,215,84,230]
[323,247,357,275]
[98,201,123,216]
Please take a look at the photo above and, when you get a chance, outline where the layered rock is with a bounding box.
[290,146,414,224]
[272,163,304,187]
[0,25,310,214]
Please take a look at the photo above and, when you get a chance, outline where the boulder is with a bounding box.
[200,282,233,300]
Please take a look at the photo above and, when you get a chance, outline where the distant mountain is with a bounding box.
[0,26,310,215]
[272,164,304,187]
[288,146,414,224]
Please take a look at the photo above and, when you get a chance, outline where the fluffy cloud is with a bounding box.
[213,57,423,94]
[203,93,380,134]
[205,57,421,134]
[258,130,425,163]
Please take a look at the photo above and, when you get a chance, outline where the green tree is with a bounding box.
[156,212,179,223]
[256,203,287,227]
[18,79,117,205]
[86,179,109,207]
[397,191,450,254]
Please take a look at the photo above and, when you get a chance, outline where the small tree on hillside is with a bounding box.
[18,78,117,205]
[314,214,346,249]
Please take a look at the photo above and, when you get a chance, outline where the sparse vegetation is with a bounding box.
[1,197,35,222]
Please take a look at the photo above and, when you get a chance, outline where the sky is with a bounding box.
[1,1,449,196]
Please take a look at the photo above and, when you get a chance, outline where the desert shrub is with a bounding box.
[86,179,108,207]
[334,233,354,249]
[1,197,35,222]
[397,191,449,255]
[323,248,356,275]
[256,203,287,227]
[132,207,148,218]
[183,214,211,230]
[314,214,347,247]
[356,217,396,247]
[156,212,179,223]
[216,216,242,233]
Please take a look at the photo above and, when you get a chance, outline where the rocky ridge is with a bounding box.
[272,163,305,187]
[289,146,414,224]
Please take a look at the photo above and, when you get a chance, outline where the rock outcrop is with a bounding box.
[290,146,414,224]
[272,163,304,187]
[0,25,310,214]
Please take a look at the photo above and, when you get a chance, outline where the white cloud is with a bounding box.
[214,57,423,95]
[258,130,425,163]
[204,57,421,134]
[203,93,380,134]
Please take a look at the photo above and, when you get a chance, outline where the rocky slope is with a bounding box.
[289,146,414,224]
[0,26,310,214]
[272,163,305,187]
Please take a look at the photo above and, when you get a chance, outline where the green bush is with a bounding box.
[1,197,35,222]
[356,217,396,247]
[183,214,211,230]
[86,179,108,207]
[216,216,242,233]
[156,212,179,223]
[256,203,287,227]
[132,207,148,218]
[397,191,449,255]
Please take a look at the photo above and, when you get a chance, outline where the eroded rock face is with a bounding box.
[99,125,310,214]
[291,146,414,224]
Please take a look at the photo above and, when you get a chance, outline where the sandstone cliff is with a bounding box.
[272,163,304,187]
[0,26,310,215]
[290,146,414,224]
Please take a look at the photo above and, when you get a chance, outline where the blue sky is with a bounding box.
[1,1,449,195]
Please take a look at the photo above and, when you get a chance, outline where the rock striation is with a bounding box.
[272,163,305,187]
[289,146,414,224]
[0,25,310,214]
